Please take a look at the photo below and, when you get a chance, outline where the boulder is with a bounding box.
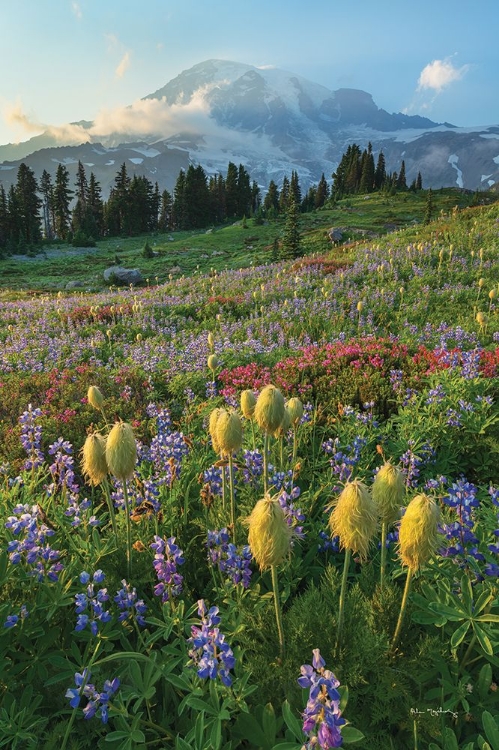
[65,280,84,290]
[103,266,143,286]
[328,228,344,242]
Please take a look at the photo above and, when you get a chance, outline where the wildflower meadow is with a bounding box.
[1,199,499,750]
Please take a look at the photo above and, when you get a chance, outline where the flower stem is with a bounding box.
[271,564,285,661]
[263,432,269,494]
[380,521,388,588]
[391,567,413,652]
[228,453,236,543]
[122,478,132,579]
[103,478,118,543]
[335,548,351,654]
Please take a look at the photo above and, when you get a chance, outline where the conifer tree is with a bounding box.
[424,188,434,225]
[87,172,104,238]
[289,170,302,207]
[279,175,290,212]
[315,173,330,208]
[158,189,173,231]
[416,171,423,190]
[225,162,239,219]
[53,164,73,240]
[0,185,7,251]
[374,151,387,190]
[39,169,54,240]
[280,197,301,260]
[263,180,279,215]
[15,162,42,245]
[397,160,407,190]
[172,169,187,230]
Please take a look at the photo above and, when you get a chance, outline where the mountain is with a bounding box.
[1,59,498,195]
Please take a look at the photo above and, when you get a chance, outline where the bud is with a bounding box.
[136,333,142,342]
[207,354,218,372]
[328,480,378,561]
[398,493,440,571]
[87,385,104,410]
[254,385,285,434]
[207,331,215,351]
[489,289,496,300]
[357,300,364,313]
[81,433,108,486]
[478,278,485,288]
[106,422,137,481]
[476,311,486,325]
[247,495,292,570]
[216,409,243,456]
[286,397,304,426]
[241,389,256,419]
[209,408,223,453]
[372,462,405,526]
[274,406,292,438]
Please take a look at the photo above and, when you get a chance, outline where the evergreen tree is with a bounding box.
[250,180,261,215]
[360,145,375,193]
[263,180,279,215]
[397,160,407,190]
[225,162,239,219]
[424,188,434,225]
[39,169,54,240]
[15,162,42,245]
[374,151,387,190]
[184,164,210,228]
[209,174,226,224]
[87,172,104,238]
[289,170,302,207]
[0,185,7,251]
[237,164,252,217]
[279,175,290,212]
[302,185,317,213]
[172,169,187,230]
[416,171,423,190]
[53,164,73,240]
[315,173,330,208]
[280,197,301,260]
[158,189,173,231]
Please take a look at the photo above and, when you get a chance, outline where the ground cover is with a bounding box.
[0,196,498,749]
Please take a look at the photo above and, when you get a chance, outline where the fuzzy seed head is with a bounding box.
[216,409,243,456]
[476,311,486,325]
[254,385,285,434]
[372,462,405,525]
[207,331,215,351]
[87,385,104,410]
[398,494,440,571]
[81,433,108,486]
[240,389,257,420]
[207,354,218,372]
[247,495,292,570]
[328,480,378,560]
[105,422,137,481]
[274,407,292,438]
[286,397,304,426]
[209,408,223,453]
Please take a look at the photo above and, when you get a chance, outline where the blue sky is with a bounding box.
[1,0,498,146]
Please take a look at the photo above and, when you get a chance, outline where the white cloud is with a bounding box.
[71,2,82,20]
[417,58,469,93]
[4,101,45,135]
[115,51,131,78]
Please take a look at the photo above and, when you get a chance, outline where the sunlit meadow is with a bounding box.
[1,200,499,749]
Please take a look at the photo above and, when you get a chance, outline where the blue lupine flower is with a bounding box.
[298,648,345,748]
[65,669,119,724]
[74,571,111,635]
[114,579,147,626]
[207,528,252,588]
[151,536,184,602]
[188,599,235,686]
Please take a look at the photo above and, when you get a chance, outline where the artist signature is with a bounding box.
[411,707,458,720]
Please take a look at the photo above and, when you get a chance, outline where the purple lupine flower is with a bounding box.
[65,669,120,724]
[114,579,147,626]
[207,528,252,588]
[188,599,235,686]
[5,503,63,581]
[19,404,44,471]
[74,570,111,636]
[151,536,184,603]
[298,649,345,748]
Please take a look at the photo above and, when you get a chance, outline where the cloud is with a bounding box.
[115,51,131,78]
[417,58,469,93]
[71,2,82,20]
[4,101,45,135]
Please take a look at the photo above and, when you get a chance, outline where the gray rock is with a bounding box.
[328,228,344,242]
[65,280,84,290]
[103,266,143,285]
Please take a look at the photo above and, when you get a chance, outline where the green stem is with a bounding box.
[221,457,226,512]
[263,432,269,494]
[271,564,285,661]
[335,548,351,654]
[292,427,298,467]
[61,639,102,750]
[102,478,118,542]
[250,420,256,451]
[459,632,478,673]
[380,521,387,589]
[391,567,413,653]
[228,453,236,544]
[123,478,132,579]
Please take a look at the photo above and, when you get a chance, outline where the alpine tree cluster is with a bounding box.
[262,170,330,218]
[331,143,422,199]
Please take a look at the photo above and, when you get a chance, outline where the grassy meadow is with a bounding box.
[0,189,499,750]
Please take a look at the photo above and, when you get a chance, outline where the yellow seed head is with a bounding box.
[476,311,486,325]
[209,408,223,453]
[489,289,496,300]
[478,277,485,288]
[254,385,285,434]
[207,331,215,351]
[207,354,218,372]
[247,495,292,570]
[215,409,243,456]
[81,433,108,486]
[274,406,292,438]
[87,385,104,410]
[240,389,257,419]
[398,493,440,571]
[286,397,304,426]
[328,480,378,560]
[105,422,137,481]
[136,333,142,342]
[372,462,405,525]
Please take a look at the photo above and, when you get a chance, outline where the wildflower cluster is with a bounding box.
[298,648,345,748]
[75,571,111,635]
[65,669,120,723]
[5,503,63,581]
[188,600,235,686]
[19,404,44,471]
[323,435,367,484]
[151,536,184,602]
[114,579,147,627]
[3,605,29,629]
[207,528,252,588]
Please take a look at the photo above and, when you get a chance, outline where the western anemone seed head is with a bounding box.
[247,495,292,570]
[209,407,223,453]
[254,385,285,434]
[105,422,137,481]
[286,397,304,426]
[81,433,108,486]
[476,311,486,325]
[357,300,364,313]
[241,389,257,420]
[478,277,485,288]
[215,409,243,456]
[372,462,405,526]
[489,289,496,300]
[398,493,440,572]
[273,406,292,438]
[207,354,218,372]
[328,480,378,561]
[207,331,215,351]
[87,385,104,410]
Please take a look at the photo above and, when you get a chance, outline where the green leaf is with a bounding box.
[482,710,499,750]
[477,737,492,750]
[476,614,499,624]
[473,623,494,656]
[428,602,466,621]
[460,575,473,613]
[262,703,277,744]
[185,696,219,716]
[233,712,270,748]
[478,664,493,701]
[474,590,495,615]
[342,725,365,743]
[282,699,303,741]
[175,736,193,750]
[271,744,303,750]
[130,729,145,743]
[450,620,471,649]
[441,726,459,750]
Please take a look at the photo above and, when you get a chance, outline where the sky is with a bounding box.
[1,0,498,147]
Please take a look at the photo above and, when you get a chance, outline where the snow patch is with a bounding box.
[51,157,78,165]
[105,160,115,166]
[83,162,94,167]
[481,174,493,182]
[448,154,463,188]
[0,165,15,170]
[129,157,144,165]
[131,147,161,158]
[493,155,499,165]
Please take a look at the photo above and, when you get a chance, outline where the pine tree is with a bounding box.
[424,188,434,225]
[289,170,302,207]
[15,162,42,246]
[250,180,261,215]
[53,164,73,240]
[374,151,387,190]
[416,171,423,190]
[360,147,375,193]
[315,173,330,208]
[237,164,252,217]
[263,180,280,215]
[172,169,187,230]
[158,189,173,231]
[0,185,7,251]
[184,164,210,228]
[209,174,226,224]
[39,169,54,240]
[225,162,239,219]
[279,175,290,212]
[397,160,407,190]
[280,197,301,260]
[87,172,104,238]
